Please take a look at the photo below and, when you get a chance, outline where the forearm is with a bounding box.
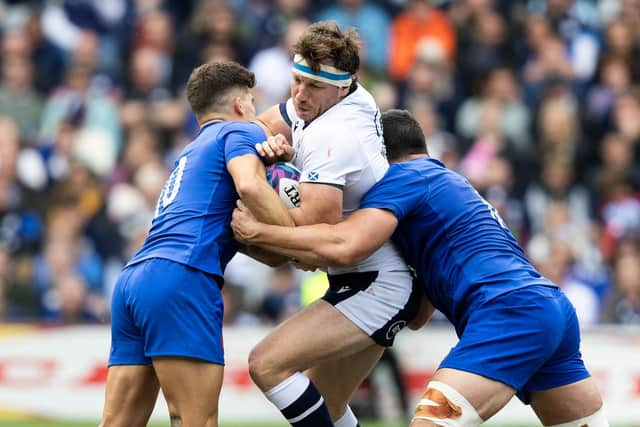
[240,179,295,227]
[248,222,351,266]
[238,244,290,267]
[258,241,332,268]
[288,206,317,226]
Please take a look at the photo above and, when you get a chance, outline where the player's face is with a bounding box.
[291,74,348,122]
[238,89,257,119]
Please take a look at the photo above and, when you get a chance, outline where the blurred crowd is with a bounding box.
[0,0,638,328]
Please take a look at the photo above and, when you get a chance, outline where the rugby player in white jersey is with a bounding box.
[250,21,424,427]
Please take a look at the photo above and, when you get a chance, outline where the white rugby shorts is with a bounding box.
[322,270,420,346]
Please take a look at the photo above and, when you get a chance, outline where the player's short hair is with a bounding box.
[292,21,360,91]
[186,61,255,118]
[381,109,429,161]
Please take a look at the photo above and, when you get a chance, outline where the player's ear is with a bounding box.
[232,96,244,116]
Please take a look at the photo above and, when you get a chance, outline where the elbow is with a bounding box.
[236,179,261,201]
[325,245,364,267]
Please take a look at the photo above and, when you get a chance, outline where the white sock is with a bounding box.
[334,405,358,427]
[265,372,310,410]
[264,372,333,426]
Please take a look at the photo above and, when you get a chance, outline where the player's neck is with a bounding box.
[198,113,236,127]
[392,154,429,163]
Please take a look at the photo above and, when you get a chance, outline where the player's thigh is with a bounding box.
[153,356,224,427]
[442,286,576,397]
[410,368,515,427]
[529,377,604,425]
[133,259,225,365]
[250,300,375,376]
[306,344,385,419]
[324,270,421,347]
[100,364,160,427]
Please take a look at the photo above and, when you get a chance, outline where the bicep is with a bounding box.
[331,208,399,264]
[227,154,265,191]
[291,182,343,225]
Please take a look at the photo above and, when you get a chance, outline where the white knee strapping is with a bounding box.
[412,381,482,427]
[547,406,609,427]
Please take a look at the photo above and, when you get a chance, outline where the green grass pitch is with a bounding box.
[1,421,401,427]
[0,421,409,427]
[0,420,633,427]
[1,422,403,427]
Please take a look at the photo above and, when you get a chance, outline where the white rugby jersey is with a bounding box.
[283,84,408,274]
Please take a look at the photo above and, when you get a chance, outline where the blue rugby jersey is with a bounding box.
[127,121,266,282]
[360,158,554,333]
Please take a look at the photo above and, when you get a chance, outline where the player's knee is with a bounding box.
[411,381,482,427]
[546,406,609,427]
[248,345,281,387]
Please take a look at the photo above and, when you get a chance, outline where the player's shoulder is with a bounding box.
[395,158,445,173]
[385,158,444,184]
[341,83,377,109]
[218,120,267,141]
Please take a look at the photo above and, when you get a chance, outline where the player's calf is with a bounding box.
[264,371,334,427]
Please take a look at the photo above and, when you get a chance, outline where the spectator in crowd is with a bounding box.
[259,264,300,324]
[388,0,456,81]
[524,155,592,240]
[222,281,261,326]
[531,234,601,329]
[40,0,132,81]
[602,251,640,325]
[407,98,460,170]
[39,62,121,166]
[0,33,43,144]
[249,17,309,112]
[23,8,66,95]
[456,66,532,155]
[584,57,633,144]
[589,133,640,207]
[456,9,515,95]
[121,46,184,134]
[536,92,581,163]
[602,18,640,82]
[610,94,640,160]
[597,172,640,262]
[316,0,391,74]
[1,0,640,328]
[525,36,576,105]
[396,54,458,130]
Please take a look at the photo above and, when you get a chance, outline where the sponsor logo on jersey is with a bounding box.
[386,320,406,340]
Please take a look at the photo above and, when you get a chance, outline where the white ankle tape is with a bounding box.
[412,381,482,427]
[547,406,609,427]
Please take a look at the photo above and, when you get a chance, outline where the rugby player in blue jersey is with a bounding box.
[99,61,294,427]
[231,110,608,427]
